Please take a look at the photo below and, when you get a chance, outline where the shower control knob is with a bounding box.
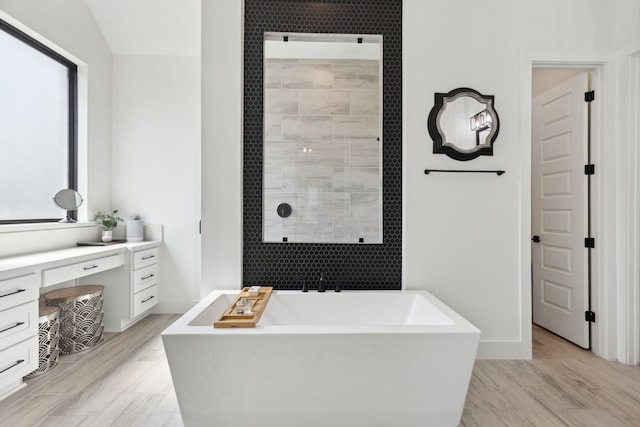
[277,203,292,218]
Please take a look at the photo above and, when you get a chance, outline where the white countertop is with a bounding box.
[0,240,161,279]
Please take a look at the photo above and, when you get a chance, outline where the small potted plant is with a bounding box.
[94,210,124,242]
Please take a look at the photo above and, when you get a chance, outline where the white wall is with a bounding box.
[201,0,243,295]
[111,55,201,312]
[202,0,640,359]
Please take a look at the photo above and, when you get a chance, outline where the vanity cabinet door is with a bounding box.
[43,254,123,287]
[133,285,158,318]
[0,335,38,384]
[0,274,38,312]
[133,264,158,293]
[0,301,38,351]
[134,248,158,270]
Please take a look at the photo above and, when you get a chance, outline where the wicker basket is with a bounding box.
[24,305,60,378]
[43,285,104,354]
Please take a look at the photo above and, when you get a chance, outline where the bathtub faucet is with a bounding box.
[318,272,326,292]
[301,273,340,292]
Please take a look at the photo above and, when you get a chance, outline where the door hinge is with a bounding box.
[584,164,595,175]
[585,310,596,322]
[585,90,595,102]
[585,237,595,248]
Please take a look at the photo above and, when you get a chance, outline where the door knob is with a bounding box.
[532,235,541,243]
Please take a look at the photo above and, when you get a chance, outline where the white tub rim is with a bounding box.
[162,289,480,336]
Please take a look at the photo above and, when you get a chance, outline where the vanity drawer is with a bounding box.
[0,335,38,383]
[0,274,38,312]
[133,248,158,270]
[133,264,158,293]
[133,285,158,318]
[0,301,38,351]
[43,254,122,287]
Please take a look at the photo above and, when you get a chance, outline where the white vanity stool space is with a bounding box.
[0,225,162,401]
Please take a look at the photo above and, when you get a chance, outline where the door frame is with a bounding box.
[622,46,640,365]
[520,51,616,360]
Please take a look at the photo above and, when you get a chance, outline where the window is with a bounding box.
[0,18,77,224]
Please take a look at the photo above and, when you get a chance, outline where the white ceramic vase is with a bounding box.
[101,230,113,243]
[126,220,144,242]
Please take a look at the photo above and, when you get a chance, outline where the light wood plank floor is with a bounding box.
[0,314,182,427]
[461,325,640,426]
[1,316,638,426]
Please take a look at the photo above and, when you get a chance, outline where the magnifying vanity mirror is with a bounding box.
[428,87,500,161]
[262,32,383,244]
[53,188,83,223]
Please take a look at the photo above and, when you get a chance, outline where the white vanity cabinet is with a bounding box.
[86,244,160,332]
[0,273,39,400]
[132,248,159,317]
[0,229,162,402]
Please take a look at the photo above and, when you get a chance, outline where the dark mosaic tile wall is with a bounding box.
[243,0,402,290]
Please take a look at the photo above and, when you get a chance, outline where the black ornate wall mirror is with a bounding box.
[428,87,499,161]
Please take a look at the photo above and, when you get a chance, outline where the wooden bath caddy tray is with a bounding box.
[214,286,273,328]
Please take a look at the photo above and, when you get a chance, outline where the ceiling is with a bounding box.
[82,0,200,56]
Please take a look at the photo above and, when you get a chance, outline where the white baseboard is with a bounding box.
[476,340,532,359]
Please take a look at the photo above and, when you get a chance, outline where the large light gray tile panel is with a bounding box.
[299,90,350,115]
[264,115,282,141]
[350,90,379,115]
[350,139,380,167]
[265,89,299,114]
[297,140,350,167]
[263,166,282,191]
[262,57,385,244]
[264,63,282,88]
[332,218,381,243]
[334,61,379,90]
[333,167,380,193]
[282,219,334,242]
[263,216,284,242]
[298,191,350,219]
[282,115,333,140]
[281,165,333,192]
[350,192,380,219]
[282,63,333,89]
[334,116,379,139]
[264,141,299,167]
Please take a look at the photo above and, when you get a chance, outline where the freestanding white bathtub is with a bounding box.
[162,290,480,427]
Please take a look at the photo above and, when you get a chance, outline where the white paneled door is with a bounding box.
[531,73,590,349]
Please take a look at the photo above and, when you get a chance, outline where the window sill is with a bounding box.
[0,222,98,234]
